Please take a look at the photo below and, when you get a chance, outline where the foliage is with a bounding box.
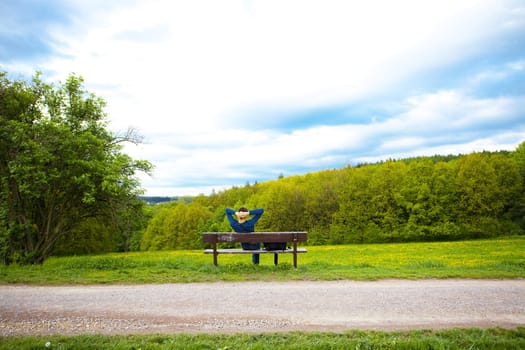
[0,71,152,264]
[1,327,525,350]
[140,201,213,250]
[142,144,525,250]
[1,237,523,284]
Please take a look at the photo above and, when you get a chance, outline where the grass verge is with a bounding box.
[1,328,524,349]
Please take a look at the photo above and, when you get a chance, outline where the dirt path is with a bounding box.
[1,279,524,335]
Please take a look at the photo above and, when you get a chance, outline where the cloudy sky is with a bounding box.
[2,0,524,196]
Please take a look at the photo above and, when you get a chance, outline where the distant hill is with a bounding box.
[138,196,194,205]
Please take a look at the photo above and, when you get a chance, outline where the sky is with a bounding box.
[1,0,525,196]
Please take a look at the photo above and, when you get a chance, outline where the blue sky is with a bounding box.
[2,0,524,196]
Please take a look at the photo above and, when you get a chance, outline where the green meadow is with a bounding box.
[1,236,524,285]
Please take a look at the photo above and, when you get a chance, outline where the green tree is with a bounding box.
[303,170,341,244]
[52,217,118,255]
[399,159,435,240]
[140,204,174,251]
[140,202,213,250]
[331,167,376,243]
[0,72,152,264]
[455,153,500,237]
[489,153,523,234]
[511,141,525,229]
[427,161,461,240]
[369,161,407,242]
[254,178,306,231]
[512,141,525,176]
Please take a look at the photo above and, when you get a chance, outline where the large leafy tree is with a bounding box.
[0,72,152,264]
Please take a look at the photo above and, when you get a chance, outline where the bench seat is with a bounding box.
[202,232,307,267]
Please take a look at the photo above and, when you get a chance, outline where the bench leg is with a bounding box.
[274,253,278,265]
[213,243,218,266]
[293,242,298,268]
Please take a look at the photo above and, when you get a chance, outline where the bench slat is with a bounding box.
[202,232,307,244]
[204,248,307,254]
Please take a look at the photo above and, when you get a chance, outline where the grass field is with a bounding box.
[1,237,524,349]
[1,328,524,349]
[0,236,524,284]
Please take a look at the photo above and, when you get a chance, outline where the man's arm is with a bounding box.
[249,208,264,216]
[225,208,238,227]
[247,208,264,225]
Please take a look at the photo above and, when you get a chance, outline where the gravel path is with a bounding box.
[1,280,524,336]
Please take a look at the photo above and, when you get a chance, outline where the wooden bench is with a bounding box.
[202,232,307,268]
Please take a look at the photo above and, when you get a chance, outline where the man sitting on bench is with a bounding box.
[225,207,264,264]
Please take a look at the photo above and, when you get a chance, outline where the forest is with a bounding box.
[138,146,525,250]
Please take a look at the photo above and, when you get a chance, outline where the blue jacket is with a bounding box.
[225,208,264,233]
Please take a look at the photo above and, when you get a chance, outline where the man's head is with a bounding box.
[236,207,249,220]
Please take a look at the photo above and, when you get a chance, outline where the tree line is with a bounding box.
[141,145,525,250]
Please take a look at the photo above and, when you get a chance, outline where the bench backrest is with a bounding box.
[202,232,307,244]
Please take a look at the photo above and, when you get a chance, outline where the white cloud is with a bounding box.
[42,0,516,122]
